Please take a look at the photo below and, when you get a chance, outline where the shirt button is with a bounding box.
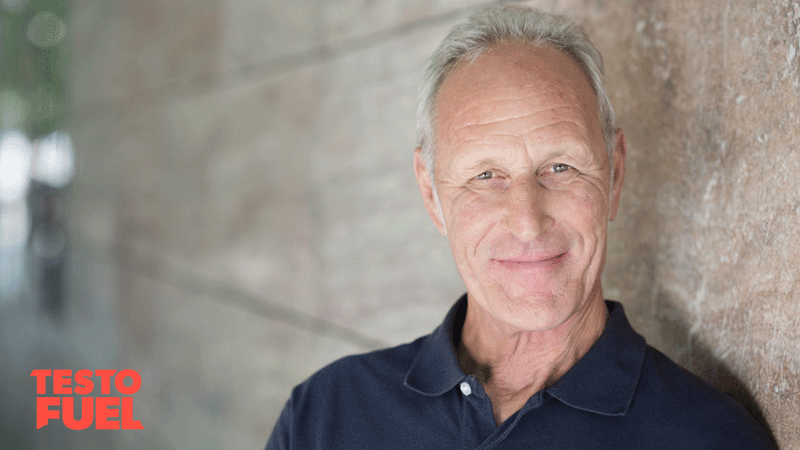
[460,381,472,396]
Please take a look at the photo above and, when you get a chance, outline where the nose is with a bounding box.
[502,178,554,242]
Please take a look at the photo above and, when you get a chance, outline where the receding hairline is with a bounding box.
[437,39,602,111]
[416,6,617,175]
[426,38,607,160]
[435,40,607,165]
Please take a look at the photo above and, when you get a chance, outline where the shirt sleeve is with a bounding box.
[264,396,293,450]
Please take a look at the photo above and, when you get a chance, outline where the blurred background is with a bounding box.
[1,0,798,448]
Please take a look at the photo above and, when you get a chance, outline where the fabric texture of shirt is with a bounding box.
[265,296,776,449]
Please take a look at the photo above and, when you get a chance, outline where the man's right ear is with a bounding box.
[413,148,447,236]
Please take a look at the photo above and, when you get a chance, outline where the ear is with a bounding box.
[608,129,627,222]
[414,148,447,235]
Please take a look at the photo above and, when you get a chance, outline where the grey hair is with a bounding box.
[416,4,617,174]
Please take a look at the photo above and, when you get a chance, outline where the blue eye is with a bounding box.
[552,163,570,173]
[476,171,494,180]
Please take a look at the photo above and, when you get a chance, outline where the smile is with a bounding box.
[490,252,568,268]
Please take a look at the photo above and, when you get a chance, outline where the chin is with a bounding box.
[492,290,580,332]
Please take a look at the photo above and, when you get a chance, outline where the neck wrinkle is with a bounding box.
[459,292,608,422]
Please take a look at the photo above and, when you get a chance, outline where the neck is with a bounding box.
[457,293,608,425]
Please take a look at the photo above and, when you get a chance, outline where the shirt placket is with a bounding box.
[458,375,501,449]
[465,388,545,450]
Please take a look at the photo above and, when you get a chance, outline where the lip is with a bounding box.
[489,252,568,270]
[492,252,567,263]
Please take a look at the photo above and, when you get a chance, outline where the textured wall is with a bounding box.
[597,0,800,445]
[64,0,798,448]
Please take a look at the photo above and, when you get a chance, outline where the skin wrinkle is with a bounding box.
[421,36,620,193]
[423,42,614,188]
[441,52,593,131]
[447,143,602,181]
[450,99,583,125]
[413,41,626,425]
[455,122,592,155]
[451,106,591,141]
[432,110,607,206]
[443,139,600,177]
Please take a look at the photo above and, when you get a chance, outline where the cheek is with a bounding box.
[446,194,500,250]
[558,184,610,238]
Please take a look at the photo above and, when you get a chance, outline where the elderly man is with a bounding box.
[266,5,774,449]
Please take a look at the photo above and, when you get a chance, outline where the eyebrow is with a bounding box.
[462,158,499,173]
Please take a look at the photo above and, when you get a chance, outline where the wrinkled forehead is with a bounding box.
[434,42,603,152]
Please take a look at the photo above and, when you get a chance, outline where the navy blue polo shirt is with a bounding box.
[265,297,775,449]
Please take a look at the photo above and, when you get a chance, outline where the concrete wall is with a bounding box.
[64,0,799,448]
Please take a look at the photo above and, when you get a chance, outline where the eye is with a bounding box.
[470,169,508,191]
[538,162,579,188]
[551,163,571,173]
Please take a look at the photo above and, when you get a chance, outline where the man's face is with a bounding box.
[415,42,625,333]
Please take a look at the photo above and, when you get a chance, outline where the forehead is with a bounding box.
[434,41,602,158]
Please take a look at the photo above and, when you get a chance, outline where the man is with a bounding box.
[266,5,775,449]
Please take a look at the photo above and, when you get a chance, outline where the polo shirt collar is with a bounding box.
[403,294,468,396]
[404,296,647,418]
[545,301,646,416]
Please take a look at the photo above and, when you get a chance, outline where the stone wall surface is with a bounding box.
[57,0,799,448]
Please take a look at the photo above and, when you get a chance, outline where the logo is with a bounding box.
[30,369,144,430]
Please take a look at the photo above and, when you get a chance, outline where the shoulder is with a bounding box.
[303,335,425,385]
[638,346,745,415]
[265,336,429,450]
[288,334,428,407]
[630,346,775,448]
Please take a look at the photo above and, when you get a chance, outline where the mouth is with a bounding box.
[490,252,568,268]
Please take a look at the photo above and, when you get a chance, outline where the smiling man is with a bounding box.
[413,37,625,426]
[265,5,775,449]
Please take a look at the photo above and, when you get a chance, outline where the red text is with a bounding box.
[31,369,144,430]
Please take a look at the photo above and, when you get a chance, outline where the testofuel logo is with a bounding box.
[30,369,144,430]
